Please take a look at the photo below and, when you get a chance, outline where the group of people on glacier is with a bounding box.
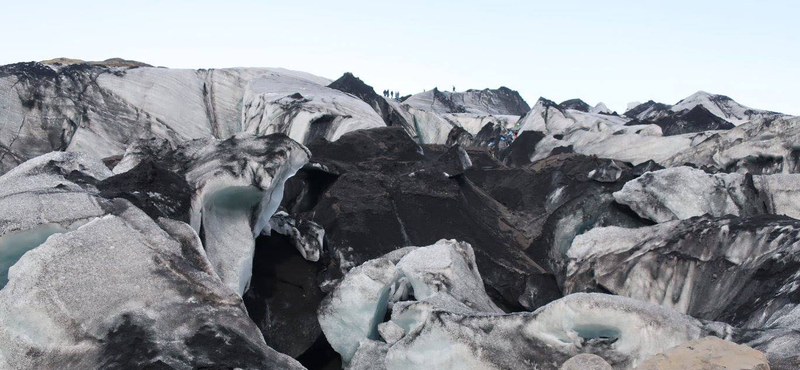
[382,89,401,100]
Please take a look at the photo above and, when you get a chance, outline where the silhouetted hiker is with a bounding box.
[453,86,455,92]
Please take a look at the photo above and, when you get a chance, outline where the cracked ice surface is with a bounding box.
[320,239,728,369]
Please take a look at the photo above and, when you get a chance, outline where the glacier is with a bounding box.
[614,166,800,222]
[319,239,733,370]
[113,134,311,295]
[0,200,305,369]
[2,59,800,370]
[0,151,113,289]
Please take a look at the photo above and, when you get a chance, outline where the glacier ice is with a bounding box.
[625,91,780,126]
[319,240,502,363]
[318,257,400,363]
[559,353,613,370]
[669,91,780,126]
[319,239,727,369]
[0,199,305,370]
[394,240,502,314]
[241,72,386,144]
[0,223,69,288]
[613,166,800,223]
[0,152,113,289]
[385,293,728,370]
[518,97,629,135]
[113,134,311,295]
[665,115,800,174]
[530,127,695,165]
[201,185,264,294]
[402,87,530,116]
[565,214,800,360]
[268,210,324,262]
[0,62,338,175]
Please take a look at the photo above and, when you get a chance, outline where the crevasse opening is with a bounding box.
[0,224,71,289]
[201,185,264,295]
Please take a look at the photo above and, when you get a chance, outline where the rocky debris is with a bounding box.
[268,210,324,262]
[243,230,327,360]
[768,356,800,370]
[466,152,654,288]
[560,99,592,112]
[287,127,566,312]
[624,100,674,121]
[633,337,770,370]
[588,160,624,182]
[559,353,613,370]
[97,159,194,223]
[646,105,735,136]
[327,72,411,130]
[306,126,425,164]
[613,166,800,223]
[499,130,546,167]
[430,144,473,177]
[0,198,305,370]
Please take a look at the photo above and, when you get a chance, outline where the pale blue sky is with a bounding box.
[2,0,798,114]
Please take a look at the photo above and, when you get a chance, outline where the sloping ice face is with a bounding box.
[201,185,264,295]
[0,224,70,289]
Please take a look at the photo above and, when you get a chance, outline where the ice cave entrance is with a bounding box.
[574,324,621,342]
[207,185,264,210]
[0,224,70,289]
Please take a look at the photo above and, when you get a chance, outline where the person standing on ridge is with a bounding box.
[452,86,455,92]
